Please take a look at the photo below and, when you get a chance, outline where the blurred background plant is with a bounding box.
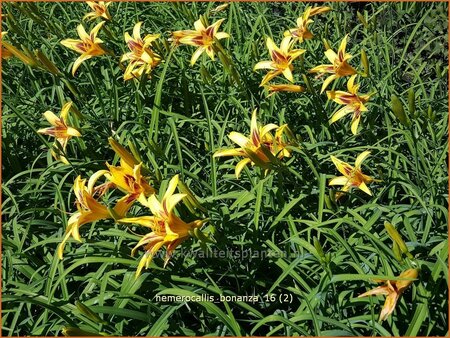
[2,2,448,336]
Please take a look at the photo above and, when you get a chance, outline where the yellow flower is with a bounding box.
[120,22,161,81]
[254,36,305,86]
[119,175,206,276]
[265,84,305,97]
[104,139,155,204]
[57,171,133,259]
[1,32,13,59]
[329,151,375,198]
[358,269,419,321]
[104,162,154,204]
[61,22,106,76]
[284,6,331,43]
[327,75,373,135]
[83,1,111,21]
[309,34,357,93]
[37,102,81,164]
[171,18,230,65]
[214,109,293,178]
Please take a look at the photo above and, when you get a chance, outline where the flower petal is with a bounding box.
[355,151,371,169]
[331,155,353,177]
[280,36,292,53]
[338,34,349,58]
[396,268,419,291]
[379,292,399,321]
[347,74,358,93]
[250,109,260,143]
[329,176,348,186]
[321,74,337,93]
[57,230,75,260]
[205,46,215,60]
[146,194,165,218]
[260,70,282,86]
[282,67,294,83]
[163,175,179,201]
[213,148,246,157]
[60,102,73,122]
[358,181,372,195]
[209,18,226,36]
[72,53,93,76]
[260,124,279,139]
[164,238,186,267]
[113,195,135,217]
[266,84,305,95]
[164,193,186,215]
[215,32,230,40]
[289,48,306,60]
[143,33,160,46]
[358,285,390,298]
[194,19,206,32]
[340,62,357,76]
[76,24,89,40]
[327,90,355,105]
[325,49,337,64]
[90,21,105,40]
[66,127,81,137]
[309,64,333,74]
[329,105,354,124]
[190,47,204,65]
[61,38,83,52]
[351,114,361,135]
[119,216,156,228]
[254,60,274,71]
[266,37,279,56]
[87,169,108,194]
[42,111,61,127]
[235,158,252,178]
[133,21,143,40]
[135,252,150,277]
[228,132,250,148]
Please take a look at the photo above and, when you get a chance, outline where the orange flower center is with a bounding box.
[93,5,105,14]
[272,50,290,69]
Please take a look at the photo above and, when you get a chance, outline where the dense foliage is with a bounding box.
[2,2,448,336]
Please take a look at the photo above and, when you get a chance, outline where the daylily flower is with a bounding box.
[254,36,305,86]
[284,6,331,43]
[329,151,376,198]
[119,175,206,276]
[120,22,161,81]
[358,269,419,321]
[309,34,357,93]
[57,171,133,259]
[266,84,305,97]
[104,138,155,204]
[83,1,112,21]
[327,75,373,134]
[61,22,106,76]
[171,18,230,65]
[37,102,81,164]
[214,109,294,178]
[1,32,13,59]
[104,162,155,204]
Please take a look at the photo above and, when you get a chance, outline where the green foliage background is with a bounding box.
[2,1,448,336]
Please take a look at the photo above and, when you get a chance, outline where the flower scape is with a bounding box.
[2,2,448,337]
